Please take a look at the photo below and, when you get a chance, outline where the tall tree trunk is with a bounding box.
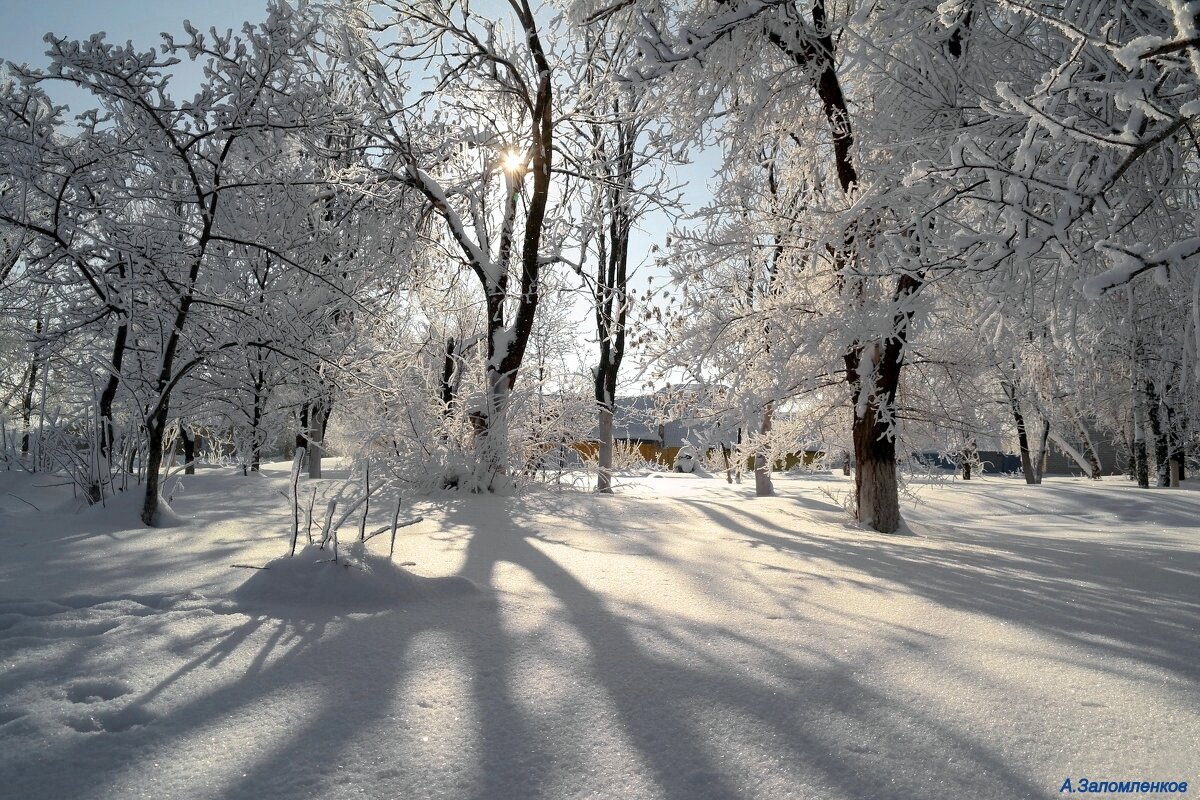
[20,315,43,459]
[845,274,919,532]
[1005,381,1037,484]
[441,338,457,418]
[295,404,310,467]
[961,439,976,480]
[588,110,631,496]
[1072,415,1102,479]
[1164,401,1183,486]
[851,397,901,532]
[1034,418,1050,484]
[754,404,775,497]
[141,405,170,525]
[767,0,915,530]
[180,424,196,475]
[250,367,265,473]
[98,322,129,460]
[307,402,332,479]
[474,368,512,490]
[597,406,614,493]
[1145,381,1168,486]
[98,260,132,465]
[594,315,622,494]
[1125,419,1138,481]
[20,350,37,459]
[1133,412,1150,489]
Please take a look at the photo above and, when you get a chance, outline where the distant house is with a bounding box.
[579,388,824,471]
[912,450,1022,475]
[577,392,723,467]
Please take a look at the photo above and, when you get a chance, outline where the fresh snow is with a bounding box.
[0,464,1197,799]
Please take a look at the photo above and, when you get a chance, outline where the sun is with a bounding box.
[501,149,525,173]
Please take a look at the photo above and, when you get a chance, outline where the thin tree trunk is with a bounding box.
[961,440,975,480]
[1125,418,1138,481]
[98,322,129,460]
[307,402,332,479]
[20,351,37,458]
[180,424,196,475]
[1034,418,1050,484]
[1005,382,1037,485]
[141,405,169,525]
[295,404,310,469]
[1134,412,1150,489]
[250,367,265,473]
[1072,415,1102,479]
[755,404,774,497]
[20,316,42,459]
[1146,381,1168,486]
[441,337,457,418]
[721,443,734,484]
[597,406,614,493]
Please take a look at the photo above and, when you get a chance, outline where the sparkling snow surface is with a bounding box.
[0,465,1197,799]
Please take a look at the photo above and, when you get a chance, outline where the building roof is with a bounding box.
[594,392,731,448]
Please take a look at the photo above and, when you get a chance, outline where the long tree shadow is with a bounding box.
[444,498,1049,800]
[6,479,1164,800]
[682,496,1200,684]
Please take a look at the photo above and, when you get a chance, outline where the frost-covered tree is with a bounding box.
[565,7,681,492]
[325,0,573,489]
[0,4,366,522]
[583,0,984,530]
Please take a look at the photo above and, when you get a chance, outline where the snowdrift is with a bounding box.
[231,543,478,610]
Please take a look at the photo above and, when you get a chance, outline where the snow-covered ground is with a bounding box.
[0,465,1196,799]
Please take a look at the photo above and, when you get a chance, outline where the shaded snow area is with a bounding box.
[0,465,1197,799]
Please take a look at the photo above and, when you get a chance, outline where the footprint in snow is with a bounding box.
[66,677,133,704]
[64,705,154,733]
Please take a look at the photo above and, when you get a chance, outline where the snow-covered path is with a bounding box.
[0,468,1196,799]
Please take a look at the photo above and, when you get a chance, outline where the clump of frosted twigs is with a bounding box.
[285,455,423,565]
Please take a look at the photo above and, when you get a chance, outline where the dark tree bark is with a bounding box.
[961,440,976,480]
[20,313,45,461]
[586,77,636,494]
[1035,418,1050,483]
[250,365,265,473]
[592,194,630,494]
[761,0,948,529]
[1135,430,1150,489]
[843,274,920,532]
[296,404,310,457]
[98,321,129,459]
[20,347,38,460]
[1004,380,1037,485]
[180,424,196,475]
[441,338,458,417]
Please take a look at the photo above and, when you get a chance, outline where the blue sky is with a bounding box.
[0,1,270,68]
[0,0,272,111]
